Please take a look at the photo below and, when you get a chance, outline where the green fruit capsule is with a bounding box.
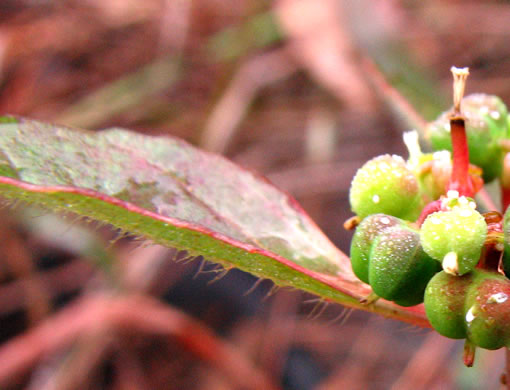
[427,94,509,182]
[350,214,401,284]
[350,214,440,306]
[426,270,510,350]
[369,225,440,306]
[425,271,474,339]
[464,271,510,350]
[420,203,487,275]
[349,154,422,220]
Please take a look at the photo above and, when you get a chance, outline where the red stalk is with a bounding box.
[503,188,510,213]
[448,116,473,197]
[416,199,443,227]
[416,116,473,225]
[501,152,510,213]
[463,340,476,367]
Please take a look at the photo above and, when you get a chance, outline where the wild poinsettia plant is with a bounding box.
[2,66,510,373]
[347,67,510,368]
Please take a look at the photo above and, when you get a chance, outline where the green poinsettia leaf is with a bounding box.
[0,116,428,326]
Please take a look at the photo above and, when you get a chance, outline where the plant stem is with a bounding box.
[463,340,476,367]
[448,67,473,197]
[502,187,510,213]
[416,199,443,226]
[501,153,510,212]
[449,116,473,197]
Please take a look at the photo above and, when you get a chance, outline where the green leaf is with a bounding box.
[0,117,428,326]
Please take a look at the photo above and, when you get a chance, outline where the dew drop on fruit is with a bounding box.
[465,306,476,325]
[487,292,508,304]
[430,216,441,225]
[459,209,472,218]
[490,111,501,120]
[380,217,390,225]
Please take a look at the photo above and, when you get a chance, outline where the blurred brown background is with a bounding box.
[1,0,510,389]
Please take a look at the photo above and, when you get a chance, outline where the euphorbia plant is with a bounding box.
[348,67,510,372]
[2,66,510,377]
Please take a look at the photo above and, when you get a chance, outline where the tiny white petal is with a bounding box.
[447,190,459,199]
[465,307,476,324]
[488,292,508,304]
[479,106,489,115]
[442,252,459,275]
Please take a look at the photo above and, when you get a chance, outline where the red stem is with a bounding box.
[449,117,473,197]
[417,117,474,226]
[463,340,476,367]
[503,188,510,213]
[502,153,510,213]
[416,200,443,227]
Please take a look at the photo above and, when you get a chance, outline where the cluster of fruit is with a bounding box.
[348,91,510,358]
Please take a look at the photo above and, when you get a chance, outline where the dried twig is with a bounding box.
[390,333,454,390]
[0,294,281,390]
[274,0,374,110]
[360,58,428,135]
[0,259,93,317]
[201,49,297,153]
[0,222,50,324]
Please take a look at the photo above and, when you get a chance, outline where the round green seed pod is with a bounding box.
[420,205,487,275]
[426,270,510,349]
[427,94,509,182]
[349,154,422,220]
[369,225,441,306]
[350,214,401,284]
[463,270,510,350]
[424,271,473,339]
